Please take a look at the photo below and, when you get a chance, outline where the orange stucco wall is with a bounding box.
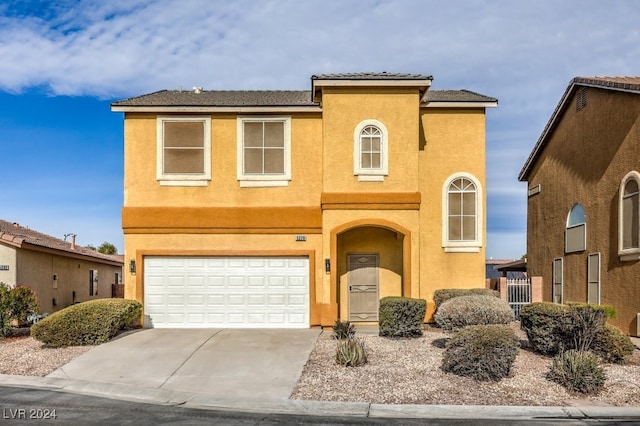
[121,84,490,326]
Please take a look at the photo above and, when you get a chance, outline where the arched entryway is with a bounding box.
[330,219,411,322]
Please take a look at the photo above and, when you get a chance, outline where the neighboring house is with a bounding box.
[111,72,497,329]
[486,258,527,279]
[519,76,640,336]
[0,220,124,314]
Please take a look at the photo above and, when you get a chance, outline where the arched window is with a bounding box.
[442,173,482,252]
[565,203,586,253]
[619,172,640,260]
[353,119,388,181]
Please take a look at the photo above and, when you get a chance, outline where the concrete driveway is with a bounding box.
[47,328,321,400]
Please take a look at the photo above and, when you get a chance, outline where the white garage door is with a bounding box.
[144,256,309,328]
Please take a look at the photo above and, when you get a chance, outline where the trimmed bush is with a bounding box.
[336,337,368,367]
[519,302,569,355]
[434,295,513,331]
[567,302,616,319]
[433,288,500,313]
[547,350,605,394]
[31,299,142,347]
[0,283,39,337]
[591,323,636,364]
[332,319,356,340]
[378,296,426,337]
[442,324,519,381]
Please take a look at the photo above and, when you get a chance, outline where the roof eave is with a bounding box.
[422,101,498,108]
[111,105,322,113]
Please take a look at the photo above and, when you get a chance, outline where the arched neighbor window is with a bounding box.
[442,173,482,252]
[619,171,640,260]
[353,119,388,181]
[565,203,586,253]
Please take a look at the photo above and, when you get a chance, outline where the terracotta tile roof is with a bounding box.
[311,72,433,81]
[0,219,123,265]
[519,76,640,181]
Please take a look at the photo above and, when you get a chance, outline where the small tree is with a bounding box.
[97,242,118,255]
[0,283,39,337]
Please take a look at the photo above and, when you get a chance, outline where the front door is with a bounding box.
[347,254,379,321]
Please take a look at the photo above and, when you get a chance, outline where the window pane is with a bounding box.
[264,122,284,147]
[361,153,371,169]
[361,138,372,152]
[370,153,381,168]
[244,148,263,174]
[462,192,476,215]
[244,122,263,148]
[567,204,586,226]
[164,122,204,148]
[448,217,461,240]
[370,137,381,152]
[625,180,639,196]
[164,149,204,173]
[462,217,476,240]
[449,193,462,215]
[264,148,284,174]
[623,194,639,249]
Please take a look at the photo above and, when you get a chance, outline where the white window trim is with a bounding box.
[442,172,483,252]
[353,119,388,182]
[156,116,211,186]
[618,171,640,261]
[237,116,291,187]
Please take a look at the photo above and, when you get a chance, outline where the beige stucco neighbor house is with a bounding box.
[111,72,497,329]
[519,77,640,336]
[0,220,124,314]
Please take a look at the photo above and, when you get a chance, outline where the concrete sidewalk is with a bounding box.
[47,328,321,400]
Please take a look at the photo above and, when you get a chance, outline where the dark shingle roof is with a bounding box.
[0,219,123,265]
[425,89,497,103]
[311,72,433,81]
[519,76,640,181]
[113,88,495,108]
[112,90,316,107]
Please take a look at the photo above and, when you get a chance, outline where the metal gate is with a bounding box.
[507,278,531,319]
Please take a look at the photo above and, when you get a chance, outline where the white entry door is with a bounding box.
[143,256,309,328]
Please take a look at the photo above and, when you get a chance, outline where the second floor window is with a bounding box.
[237,116,291,187]
[353,119,388,181]
[442,173,483,252]
[360,126,382,169]
[157,116,211,186]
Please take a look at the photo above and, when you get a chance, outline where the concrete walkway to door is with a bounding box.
[47,328,321,401]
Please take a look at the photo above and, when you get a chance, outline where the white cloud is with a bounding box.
[1,0,639,258]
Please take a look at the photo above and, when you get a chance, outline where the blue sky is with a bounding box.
[1,0,639,258]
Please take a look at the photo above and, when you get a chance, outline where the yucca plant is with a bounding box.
[332,319,356,340]
[336,337,368,367]
[547,350,605,394]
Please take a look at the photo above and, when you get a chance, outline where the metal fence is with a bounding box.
[507,278,531,320]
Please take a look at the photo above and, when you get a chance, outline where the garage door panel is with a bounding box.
[144,256,309,328]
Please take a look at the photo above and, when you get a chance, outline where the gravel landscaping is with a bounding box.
[291,324,640,406]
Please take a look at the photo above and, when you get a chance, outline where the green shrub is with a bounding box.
[442,324,519,381]
[0,283,39,337]
[434,295,513,331]
[567,302,616,319]
[519,302,569,355]
[31,299,142,347]
[332,319,356,339]
[547,350,605,394]
[564,305,607,352]
[591,324,636,364]
[433,288,500,313]
[336,337,368,367]
[378,296,426,337]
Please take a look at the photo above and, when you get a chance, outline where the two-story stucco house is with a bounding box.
[519,77,640,336]
[111,73,497,328]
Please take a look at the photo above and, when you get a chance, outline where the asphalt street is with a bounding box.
[1,386,639,425]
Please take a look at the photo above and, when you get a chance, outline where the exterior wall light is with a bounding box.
[129,260,136,274]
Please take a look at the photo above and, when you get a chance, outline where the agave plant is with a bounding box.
[336,337,368,367]
[332,319,356,340]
